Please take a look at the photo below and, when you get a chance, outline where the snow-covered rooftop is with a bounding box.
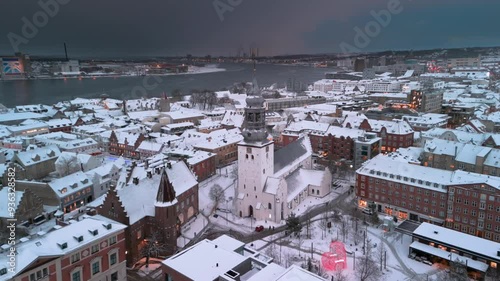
[358,154,500,191]
[162,237,247,281]
[48,171,92,198]
[14,145,61,167]
[413,222,500,263]
[285,168,325,202]
[137,141,163,152]
[0,112,46,123]
[0,215,126,280]
[273,136,312,177]
[116,161,197,224]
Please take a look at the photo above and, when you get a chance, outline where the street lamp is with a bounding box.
[353,251,356,270]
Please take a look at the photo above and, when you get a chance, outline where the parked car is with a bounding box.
[362,208,373,215]
[255,225,264,232]
[423,260,432,266]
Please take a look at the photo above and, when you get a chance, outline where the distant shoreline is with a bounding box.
[0,66,226,82]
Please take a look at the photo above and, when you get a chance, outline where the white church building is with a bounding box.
[234,81,332,223]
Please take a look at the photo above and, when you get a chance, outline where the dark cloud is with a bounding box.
[0,0,497,57]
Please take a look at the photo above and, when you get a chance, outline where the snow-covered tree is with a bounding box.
[55,154,81,177]
[209,184,225,209]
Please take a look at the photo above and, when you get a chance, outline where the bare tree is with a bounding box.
[230,163,238,179]
[209,184,225,210]
[377,238,387,271]
[317,213,329,239]
[297,231,304,258]
[141,230,170,268]
[355,242,383,281]
[331,270,349,281]
[206,91,218,110]
[352,228,363,246]
[339,215,349,243]
[171,89,182,98]
[264,240,279,262]
[55,154,81,177]
[306,213,312,239]
[282,251,294,268]
[315,262,335,280]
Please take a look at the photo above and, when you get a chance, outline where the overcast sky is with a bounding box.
[1,0,499,57]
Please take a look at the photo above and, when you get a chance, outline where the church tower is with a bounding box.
[154,167,178,254]
[235,62,274,219]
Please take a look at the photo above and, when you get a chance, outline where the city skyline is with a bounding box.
[1,0,500,57]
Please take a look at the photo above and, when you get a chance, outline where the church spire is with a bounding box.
[242,56,268,143]
[156,167,176,203]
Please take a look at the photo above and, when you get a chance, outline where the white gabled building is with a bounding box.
[235,81,331,223]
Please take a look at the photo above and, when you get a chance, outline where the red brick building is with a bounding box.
[281,121,368,163]
[1,216,127,281]
[351,119,414,153]
[186,151,217,182]
[164,149,217,182]
[98,161,199,266]
[108,131,145,159]
[356,155,500,242]
[47,119,73,133]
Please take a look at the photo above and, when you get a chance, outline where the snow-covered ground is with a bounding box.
[253,211,446,281]
[177,214,209,248]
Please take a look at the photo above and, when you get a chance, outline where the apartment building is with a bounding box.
[355,154,500,242]
[0,215,127,281]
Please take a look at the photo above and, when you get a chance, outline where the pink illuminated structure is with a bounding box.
[321,240,347,271]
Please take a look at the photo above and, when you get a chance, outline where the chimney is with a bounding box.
[64,42,69,61]
[146,169,152,179]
